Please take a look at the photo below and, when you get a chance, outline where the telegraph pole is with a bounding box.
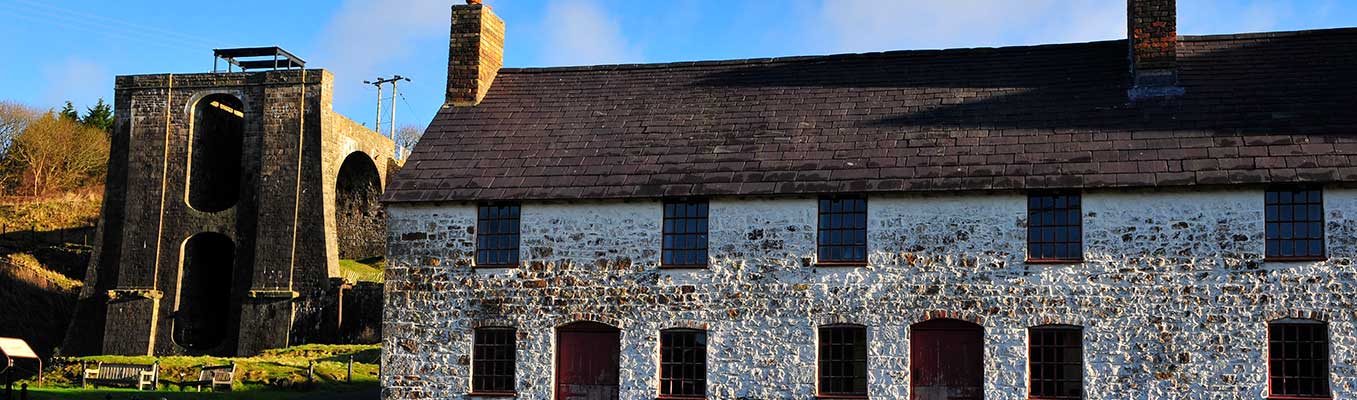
[364,75,411,157]
[363,78,384,133]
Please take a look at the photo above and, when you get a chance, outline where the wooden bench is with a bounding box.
[179,362,236,392]
[82,361,158,390]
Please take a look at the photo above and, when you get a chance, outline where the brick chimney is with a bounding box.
[446,0,504,107]
[1127,0,1184,101]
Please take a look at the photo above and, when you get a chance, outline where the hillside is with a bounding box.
[0,192,100,358]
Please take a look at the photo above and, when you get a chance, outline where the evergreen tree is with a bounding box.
[82,98,114,132]
[58,101,79,121]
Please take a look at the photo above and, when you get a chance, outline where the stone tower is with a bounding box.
[64,48,396,356]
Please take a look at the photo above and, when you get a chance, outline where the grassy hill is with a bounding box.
[0,192,99,359]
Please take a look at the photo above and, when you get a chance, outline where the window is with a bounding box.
[1269,321,1330,398]
[663,200,709,268]
[818,325,868,397]
[476,203,520,267]
[818,197,867,265]
[1266,187,1325,260]
[659,329,707,398]
[1027,193,1082,262]
[1029,325,1083,399]
[472,327,517,394]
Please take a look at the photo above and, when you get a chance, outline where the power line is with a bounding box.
[0,3,205,53]
[8,0,218,49]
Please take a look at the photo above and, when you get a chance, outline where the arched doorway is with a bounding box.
[335,152,385,260]
[173,232,236,354]
[187,94,244,212]
[910,318,983,400]
[556,321,620,400]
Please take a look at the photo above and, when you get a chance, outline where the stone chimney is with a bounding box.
[446,0,504,107]
[1127,0,1184,101]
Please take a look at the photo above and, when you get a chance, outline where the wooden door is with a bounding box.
[556,322,620,400]
[910,319,983,400]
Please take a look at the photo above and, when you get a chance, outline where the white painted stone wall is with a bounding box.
[382,187,1357,399]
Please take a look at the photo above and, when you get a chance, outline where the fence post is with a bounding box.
[347,355,353,384]
[307,360,314,384]
[17,383,24,400]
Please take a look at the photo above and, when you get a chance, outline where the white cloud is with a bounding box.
[41,58,111,110]
[314,0,448,108]
[812,0,1124,54]
[537,0,641,66]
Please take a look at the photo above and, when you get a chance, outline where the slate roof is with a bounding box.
[385,28,1357,203]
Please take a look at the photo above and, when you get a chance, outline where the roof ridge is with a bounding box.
[1180,26,1357,42]
[496,26,1357,75]
[497,40,1124,74]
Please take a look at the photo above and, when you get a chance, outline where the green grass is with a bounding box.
[338,257,384,282]
[26,344,380,398]
[25,387,376,400]
[0,191,102,231]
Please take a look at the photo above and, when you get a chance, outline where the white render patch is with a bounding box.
[382,188,1357,399]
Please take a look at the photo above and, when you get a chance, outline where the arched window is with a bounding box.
[818,324,868,397]
[1029,324,1083,399]
[187,94,244,212]
[173,232,235,353]
[1268,319,1330,398]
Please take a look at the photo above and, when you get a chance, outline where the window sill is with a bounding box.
[468,391,517,397]
[1264,256,1328,262]
[472,264,518,269]
[815,261,868,267]
[659,264,709,270]
[1025,258,1083,265]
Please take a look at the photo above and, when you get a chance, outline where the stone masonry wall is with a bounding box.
[383,187,1357,399]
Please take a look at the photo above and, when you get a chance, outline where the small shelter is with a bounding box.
[0,337,41,389]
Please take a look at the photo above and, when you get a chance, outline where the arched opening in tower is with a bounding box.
[174,232,236,354]
[187,94,244,212]
[336,152,385,261]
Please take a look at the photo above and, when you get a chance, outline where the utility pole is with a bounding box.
[364,75,411,158]
[363,79,384,133]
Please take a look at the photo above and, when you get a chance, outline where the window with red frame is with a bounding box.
[1269,321,1330,398]
[818,197,867,264]
[472,327,517,394]
[1029,325,1083,399]
[1027,193,1082,262]
[818,325,868,397]
[1266,187,1325,260]
[659,329,707,398]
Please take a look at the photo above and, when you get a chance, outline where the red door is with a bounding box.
[910,319,984,400]
[556,322,620,400]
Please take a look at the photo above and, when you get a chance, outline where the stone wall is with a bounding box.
[382,187,1357,399]
[65,69,396,357]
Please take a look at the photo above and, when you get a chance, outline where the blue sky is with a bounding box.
[0,0,1353,131]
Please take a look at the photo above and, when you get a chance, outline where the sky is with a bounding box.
[0,0,1353,132]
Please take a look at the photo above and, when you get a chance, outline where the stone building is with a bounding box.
[64,48,397,357]
[382,1,1357,399]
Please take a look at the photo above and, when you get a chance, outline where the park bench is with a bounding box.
[82,360,158,390]
[179,362,237,392]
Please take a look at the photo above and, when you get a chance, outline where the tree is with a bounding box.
[82,98,114,133]
[58,101,79,122]
[0,101,38,161]
[7,112,110,196]
[395,124,424,160]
